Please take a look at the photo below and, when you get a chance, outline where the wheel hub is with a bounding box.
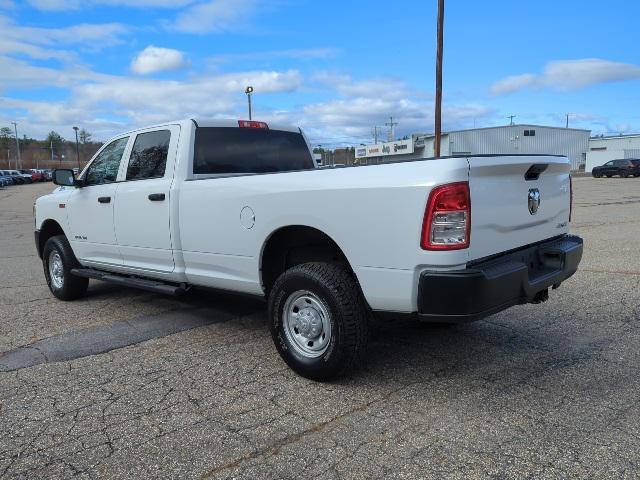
[282,290,332,358]
[48,250,64,289]
[295,307,323,338]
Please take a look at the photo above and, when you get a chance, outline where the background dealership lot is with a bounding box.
[0,178,639,478]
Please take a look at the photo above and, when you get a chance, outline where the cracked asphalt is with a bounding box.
[1,177,639,479]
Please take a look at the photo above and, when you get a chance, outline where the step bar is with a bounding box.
[71,268,188,296]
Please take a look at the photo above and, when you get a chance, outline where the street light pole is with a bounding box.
[434,0,445,158]
[11,121,21,169]
[245,86,254,120]
[73,126,81,170]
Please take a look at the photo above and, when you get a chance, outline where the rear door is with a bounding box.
[467,155,571,261]
[113,125,180,273]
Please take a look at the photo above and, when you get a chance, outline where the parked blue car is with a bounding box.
[0,170,16,186]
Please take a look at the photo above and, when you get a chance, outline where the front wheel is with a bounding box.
[268,262,369,381]
[43,235,88,301]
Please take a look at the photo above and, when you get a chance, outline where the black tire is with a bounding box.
[43,235,88,301]
[268,262,369,381]
[606,175,612,178]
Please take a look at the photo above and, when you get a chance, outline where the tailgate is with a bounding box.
[467,155,571,261]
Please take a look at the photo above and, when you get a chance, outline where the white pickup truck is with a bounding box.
[35,118,583,379]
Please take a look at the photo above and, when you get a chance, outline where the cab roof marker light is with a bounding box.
[238,120,269,129]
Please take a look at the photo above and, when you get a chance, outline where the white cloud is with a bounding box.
[26,0,195,11]
[313,72,418,101]
[0,15,128,60]
[0,56,104,90]
[173,0,257,33]
[131,46,189,75]
[210,48,341,64]
[1,65,304,139]
[491,59,640,95]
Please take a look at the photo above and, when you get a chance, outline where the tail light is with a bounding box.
[238,120,269,129]
[569,174,573,222]
[421,182,471,250]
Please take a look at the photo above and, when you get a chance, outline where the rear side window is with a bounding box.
[193,127,314,175]
[126,130,171,181]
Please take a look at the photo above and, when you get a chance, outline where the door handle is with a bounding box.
[148,193,165,201]
[98,196,111,204]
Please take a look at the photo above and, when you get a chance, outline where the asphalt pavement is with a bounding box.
[0,177,639,479]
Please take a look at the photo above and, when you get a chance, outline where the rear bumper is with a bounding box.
[418,235,583,323]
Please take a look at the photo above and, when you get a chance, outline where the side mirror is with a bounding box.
[53,169,78,187]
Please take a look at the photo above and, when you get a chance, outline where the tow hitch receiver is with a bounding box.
[530,288,549,304]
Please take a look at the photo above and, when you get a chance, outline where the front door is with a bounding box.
[113,126,179,273]
[66,136,130,266]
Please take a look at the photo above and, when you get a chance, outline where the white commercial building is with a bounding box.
[355,124,591,171]
[585,134,640,173]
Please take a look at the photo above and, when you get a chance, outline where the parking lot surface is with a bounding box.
[1,177,639,479]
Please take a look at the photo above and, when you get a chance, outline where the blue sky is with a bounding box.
[1,0,639,146]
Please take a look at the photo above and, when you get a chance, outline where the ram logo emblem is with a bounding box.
[528,188,541,215]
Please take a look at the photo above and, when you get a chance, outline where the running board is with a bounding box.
[71,268,187,296]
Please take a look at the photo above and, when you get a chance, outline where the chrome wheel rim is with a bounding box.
[283,290,332,358]
[48,250,64,289]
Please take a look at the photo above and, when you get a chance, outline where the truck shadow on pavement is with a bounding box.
[4,280,581,385]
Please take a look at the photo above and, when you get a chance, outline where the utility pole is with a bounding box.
[434,0,444,157]
[565,113,574,128]
[385,116,398,142]
[245,86,254,120]
[50,140,54,164]
[11,121,21,169]
[73,126,81,170]
[507,115,516,125]
[372,126,382,144]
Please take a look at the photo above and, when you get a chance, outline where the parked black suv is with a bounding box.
[592,159,640,178]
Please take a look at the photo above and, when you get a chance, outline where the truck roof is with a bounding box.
[115,118,302,138]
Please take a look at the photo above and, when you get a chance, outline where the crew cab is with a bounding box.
[34,119,583,379]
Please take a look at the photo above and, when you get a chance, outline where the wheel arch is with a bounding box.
[259,225,358,296]
[37,219,66,259]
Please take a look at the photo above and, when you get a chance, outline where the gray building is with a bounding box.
[356,124,591,170]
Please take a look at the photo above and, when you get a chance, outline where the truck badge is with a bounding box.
[528,188,541,215]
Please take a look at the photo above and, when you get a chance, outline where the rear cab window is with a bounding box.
[193,127,314,175]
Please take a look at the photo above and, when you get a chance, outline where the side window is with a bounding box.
[126,130,171,181]
[84,137,129,186]
[604,161,614,166]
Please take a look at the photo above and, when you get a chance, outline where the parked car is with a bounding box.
[592,159,640,178]
[37,169,53,181]
[0,172,11,187]
[6,170,28,184]
[20,169,44,182]
[34,118,583,380]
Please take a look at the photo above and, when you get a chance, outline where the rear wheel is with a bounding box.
[43,235,88,301]
[268,262,369,381]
